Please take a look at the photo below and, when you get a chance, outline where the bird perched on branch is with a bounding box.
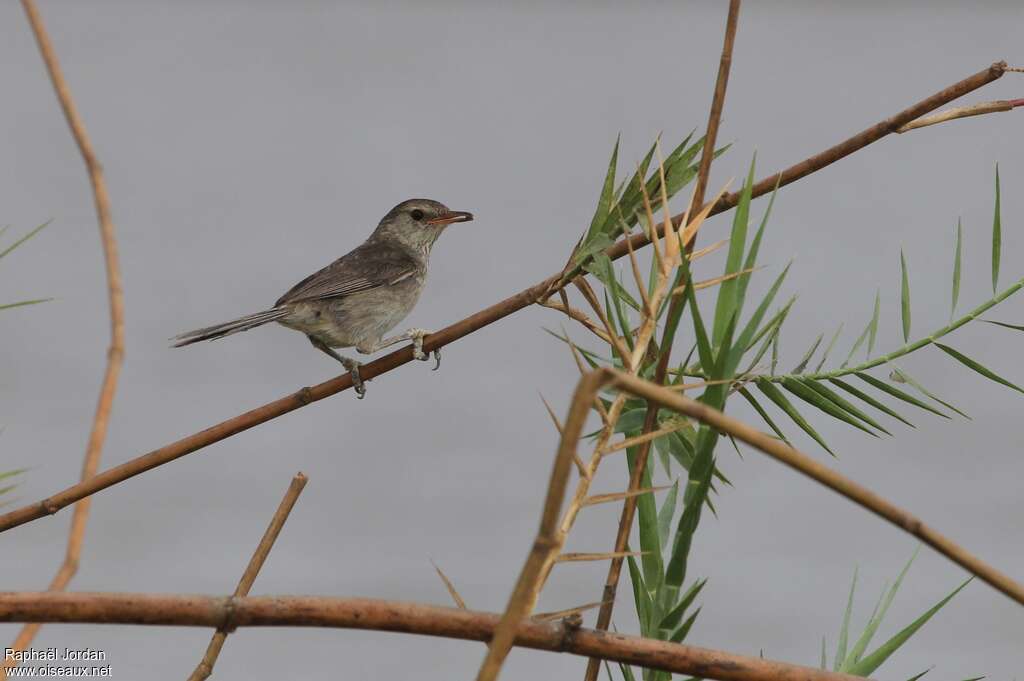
[172,198,474,398]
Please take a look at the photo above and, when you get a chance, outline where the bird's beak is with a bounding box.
[426,210,474,226]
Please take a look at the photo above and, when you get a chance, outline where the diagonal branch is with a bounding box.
[5,1,126,675]
[586,5,742,674]
[187,472,308,681]
[0,592,869,681]
[0,60,1006,538]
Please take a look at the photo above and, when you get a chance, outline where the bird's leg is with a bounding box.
[308,336,366,399]
[360,328,441,370]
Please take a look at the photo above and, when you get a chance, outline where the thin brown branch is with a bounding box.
[187,472,308,681]
[6,2,126,674]
[586,4,742,673]
[0,593,867,681]
[475,371,606,681]
[0,60,1006,538]
[606,369,1024,607]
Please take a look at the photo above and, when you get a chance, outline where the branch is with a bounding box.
[5,1,126,674]
[605,369,1024,607]
[587,5,741,674]
[187,472,307,681]
[0,61,1006,537]
[0,593,867,681]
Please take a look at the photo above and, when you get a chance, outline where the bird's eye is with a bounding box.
[410,209,425,221]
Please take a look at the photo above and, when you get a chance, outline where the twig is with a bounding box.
[605,369,1024,607]
[896,98,1023,133]
[0,60,1006,537]
[187,473,307,681]
[475,372,606,681]
[586,4,742,674]
[5,2,126,675]
[0,592,869,681]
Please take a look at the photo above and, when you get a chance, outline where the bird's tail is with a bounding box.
[171,307,290,347]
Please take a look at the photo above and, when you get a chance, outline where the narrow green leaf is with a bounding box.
[584,135,620,245]
[781,377,878,437]
[814,323,844,373]
[664,451,714,589]
[626,555,653,635]
[734,263,792,359]
[905,668,933,681]
[834,567,858,671]
[841,323,870,369]
[712,154,757,346]
[771,330,780,375]
[934,343,1024,395]
[756,379,834,455]
[681,258,714,373]
[868,290,881,357]
[889,365,971,419]
[900,250,911,342]
[952,218,963,318]
[855,372,950,419]
[841,548,919,670]
[820,637,827,670]
[828,378,915,428]
[791,333,823,374]
[738,387,789,442]
[0,220,51,261]
[799,378,891,435]
[628,445,664,592]
[669,606,701,643]
[983,319,1024,332]
[656,480,679,549]
[0,298,53,311]
[659,578,706,631]
[992,163,1001,293]
[848,578,971,676]
[0,469,28,483]
[745,293,796,353]
[736,178,779,317]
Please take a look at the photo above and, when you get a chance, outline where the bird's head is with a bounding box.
[370,198,474,252]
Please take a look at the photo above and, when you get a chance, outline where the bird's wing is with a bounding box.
[275,243,419,306]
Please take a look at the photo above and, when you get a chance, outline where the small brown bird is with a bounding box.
[172,198,474,398]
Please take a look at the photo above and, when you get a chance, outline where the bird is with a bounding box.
[172,198,474,398]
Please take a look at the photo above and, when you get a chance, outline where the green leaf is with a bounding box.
[780,377,878,437]
[586,135,620,242]
[934,343,1024,395]
[0,220,51,261]
[626,554,653,635]
[855,372,950,419]
[834,567,858,671]
[659,578,706,631]
[617,663,638,681]
[900,250,911,342]
[820,637,827,670]
[828,378,915,429]
[847,578,971,676]
[814,323,844,373]
[771,330,780,375]
[840,548,919,670]
[712,154,757,346]
[952,218,963,318]
[992,163,1001,293]
[868,290,881,357]
[736,178,779,318]
[0,298,53,312]
[738,387,789,442]
[905,669,933,681]
[628,445,664,592]
[664,451,714,589]
[983,319,1024,332]
[733,263,792,361]
[755,378,834,455]
[681,258,714,373]
[889,365,970,419]
[791,333,823,374]
[656,479,679,549]
[669,606,701,643]
[798,377,891,435]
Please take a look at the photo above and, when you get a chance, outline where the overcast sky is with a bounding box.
[1,2,1022,679]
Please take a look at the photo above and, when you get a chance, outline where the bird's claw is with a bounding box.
[410,328,431,363]
[341,358,366,399]
[431,349,441,371]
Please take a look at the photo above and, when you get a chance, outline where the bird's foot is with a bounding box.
[339,357,366,399]
[408,328,441,370]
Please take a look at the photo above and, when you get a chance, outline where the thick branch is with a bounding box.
[0,593,866,681]
[0,61,1006,537]
[6,1,127,674]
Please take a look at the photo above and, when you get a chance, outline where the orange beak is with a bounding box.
[426,210,474,226]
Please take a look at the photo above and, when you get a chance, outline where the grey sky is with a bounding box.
[1,2,1022,679]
